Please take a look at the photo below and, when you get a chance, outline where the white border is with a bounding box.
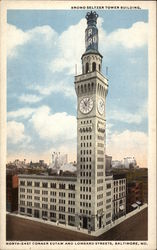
[0,1,156,250]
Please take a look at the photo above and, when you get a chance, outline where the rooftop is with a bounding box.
[18,174,77,182]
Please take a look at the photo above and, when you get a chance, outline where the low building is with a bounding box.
[18,174,126,232]
[113,174,126,220]
[18,175,77,226]
[6,172,18,212]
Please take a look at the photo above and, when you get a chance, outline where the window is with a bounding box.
[33,202,40,208]
[20,194,25,199]
[85,62,89,73]
[34,182,40,187]
[97,201,103,207]
[42,182,48,188]
[20,200,25,205]
[42,190,48,195]
[50,198,56,203]
[98,135,104,140]
[97,150,104,155]
[107,191,111,196]
[27,201,32,207]
[42,197,48,202]
[68,215,75,222]
[50,191,56,196]
[97,179,103,184]
[27,208,32,214]
[42,211,48,217]
[20,188,25,193]
[106,204,111,210]
[97,158,104,162]
[97,172,103,176]
[34,196,40,201]
[97,165,103,169]
[59,183,65,189]
[27,181,32,186]
[27,189,32,193]
[59,214,65,220]
[106,213,111,219]
[59,199,65,204]
[34,189,40,194]
[20,181,25,186]
[27,195,32,200]
[42,204,48,209]
[69,184,75,190]
[92,62,96,71]
[20,207,25,213]
[50,212,56,218]
[34,210,40,218]
[59,192,65,197]
[106,198,111,204]
[50,205,56,211]
[59,206,65,212]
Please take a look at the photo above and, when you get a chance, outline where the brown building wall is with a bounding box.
[6,174,18,212]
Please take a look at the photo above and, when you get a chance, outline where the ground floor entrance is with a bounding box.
[83,216,87,229]
[99,216,102,228]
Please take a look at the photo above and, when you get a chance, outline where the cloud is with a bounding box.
[49,18,86,75]
[105,22,148,49]
[7,121,30,144]
[7,24,30,57]
[7,24,57,58]
[29,80,75,99]
[8,107,36,119]
[29,106,77,143]
[19,94,43,103]
[28,25,57,44]
[107,102,147,124]
[106,130,147,167]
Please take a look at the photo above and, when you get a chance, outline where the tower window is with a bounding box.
[92,62,96,72]
[99,64,101,71]
[85,62,89,73]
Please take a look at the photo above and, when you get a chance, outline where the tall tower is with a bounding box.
[75,11,108,231]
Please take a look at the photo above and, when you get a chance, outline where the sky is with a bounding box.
[7,10,148,167]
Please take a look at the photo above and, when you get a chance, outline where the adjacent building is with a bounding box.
[6,171,18,212]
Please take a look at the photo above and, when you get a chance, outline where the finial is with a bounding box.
[85,11,99,26]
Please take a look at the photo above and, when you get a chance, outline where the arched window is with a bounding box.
[81,85,83,93]
[88,83,90,91]
[92,62,96,72]
[91,82,94,90]
[84,84,87,92]
[85,63,89,73]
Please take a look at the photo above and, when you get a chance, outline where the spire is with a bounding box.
[84,11,102,56]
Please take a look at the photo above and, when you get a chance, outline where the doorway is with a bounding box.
[83,216,88,229]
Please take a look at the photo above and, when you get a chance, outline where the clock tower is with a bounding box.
[75,11,108,231]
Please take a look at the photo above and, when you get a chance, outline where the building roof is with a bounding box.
[18,174,77,182]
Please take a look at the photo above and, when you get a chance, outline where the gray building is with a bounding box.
[18,11,126,234]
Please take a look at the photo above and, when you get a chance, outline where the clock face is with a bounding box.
[80,97,93,114]
[97,98,105,115]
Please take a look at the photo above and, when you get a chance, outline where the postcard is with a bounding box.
[0,1,156,250]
